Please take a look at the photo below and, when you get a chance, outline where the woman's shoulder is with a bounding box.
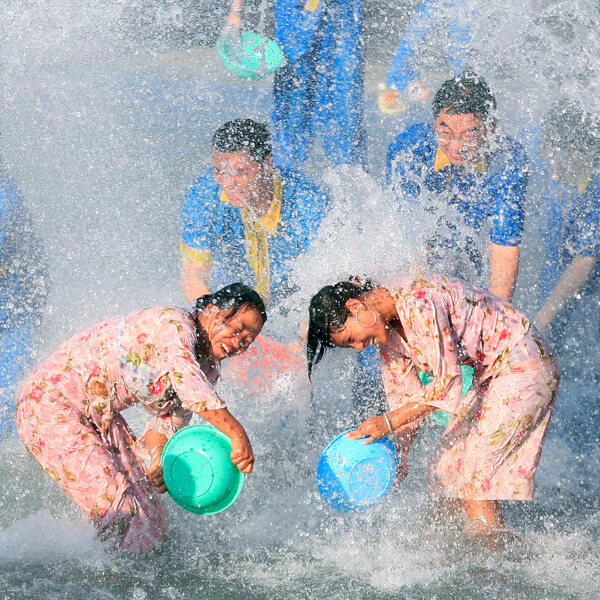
[124,306,196,334]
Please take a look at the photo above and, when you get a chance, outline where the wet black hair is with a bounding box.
[195,282,267,324]
[541,100,599,153]
[306,278,375,379]
[211,119,272,163]
[432,70,497,121]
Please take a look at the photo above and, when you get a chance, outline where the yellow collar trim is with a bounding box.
[433,148,488,174]
[220,173,283,232]
[219,173,283,306]
[434,148,452,172]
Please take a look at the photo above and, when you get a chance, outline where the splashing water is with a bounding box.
[1,1,599,599]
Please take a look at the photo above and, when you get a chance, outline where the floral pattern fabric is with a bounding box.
[380,276,560,500]
[16,306,225,551]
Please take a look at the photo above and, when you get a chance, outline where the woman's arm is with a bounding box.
[198,407,254,474]
[346,401,436,444]
[145,429,168,493]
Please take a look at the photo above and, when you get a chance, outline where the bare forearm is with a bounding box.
[198,407,247,440]
[387,401,436,431]
[536,255,598,329]
[489,243,520,301]
[145,430,168,454]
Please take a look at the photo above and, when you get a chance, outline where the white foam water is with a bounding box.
[1,1,599,599]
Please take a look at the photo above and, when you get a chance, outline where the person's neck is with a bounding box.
[247,175,275,218]
[371,287,406,341]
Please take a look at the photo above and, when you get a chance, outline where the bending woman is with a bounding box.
[17,283,265,552]
[307,276,559,536]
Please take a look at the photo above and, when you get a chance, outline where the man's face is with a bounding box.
[212,148,271,208]
[434,110,488,166]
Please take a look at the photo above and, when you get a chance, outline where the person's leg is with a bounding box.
[272,50,319,170]
[460,499,505,533]
[17,383,168,551]
[432,343,559,536]
[318,0,366,167]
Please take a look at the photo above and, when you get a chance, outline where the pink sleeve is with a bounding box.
[136,408,194,459]
[379,352,425,411]
[401,290,464,413]
[156,313,226,414]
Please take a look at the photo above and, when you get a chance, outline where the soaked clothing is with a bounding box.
[273,0,365,168]
[386,123,528,278]
[181,168,329,306]
[17,306,225,552]
[387,0,472,92]
[380,276,559,500]
[538,157,600,300]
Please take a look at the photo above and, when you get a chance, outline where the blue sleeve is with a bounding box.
[386,125,429,199]
[275,0,323,63]
[181,176,220,252]
[571,176,600,257]
[489,143,529,246]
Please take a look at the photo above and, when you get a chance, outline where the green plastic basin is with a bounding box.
[161,425,245,515]
[216,30,286,80]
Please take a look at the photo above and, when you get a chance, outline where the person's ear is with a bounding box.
[345,298,364,316]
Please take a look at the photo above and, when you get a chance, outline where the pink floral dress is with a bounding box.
[16,306,225,552]
[380,277,560,501]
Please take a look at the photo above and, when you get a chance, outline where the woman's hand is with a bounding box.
[346,415,392,444]
[147,454,167,493]
[230,432,254,474]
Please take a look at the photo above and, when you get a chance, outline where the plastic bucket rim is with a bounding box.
[161,424,245,515]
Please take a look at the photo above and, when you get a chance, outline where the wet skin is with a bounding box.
[433,109,489,166]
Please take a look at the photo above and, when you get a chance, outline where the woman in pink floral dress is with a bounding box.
[17,283,265,552]
[307,276,559,537]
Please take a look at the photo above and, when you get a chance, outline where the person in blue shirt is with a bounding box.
[272,0,365,169]
[533,101,600,343]
[0,170,50,438]
[387,72,529,301]
[379,0,473,115]
[181,119,330,309]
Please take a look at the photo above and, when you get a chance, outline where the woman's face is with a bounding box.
[204,303,264,361]
[329,300,390,351]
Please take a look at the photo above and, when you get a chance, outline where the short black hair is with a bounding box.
[211,119,272,163]
[432,71,497,121]
[541,100,599,153]
[195,282,267,324]
[306,278,375,379]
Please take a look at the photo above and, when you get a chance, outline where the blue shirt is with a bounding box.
[387,0,472,92]
[538,157,600,299]
[387,122,528,245]
[0,173,50,330]
[181,169,330,306]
